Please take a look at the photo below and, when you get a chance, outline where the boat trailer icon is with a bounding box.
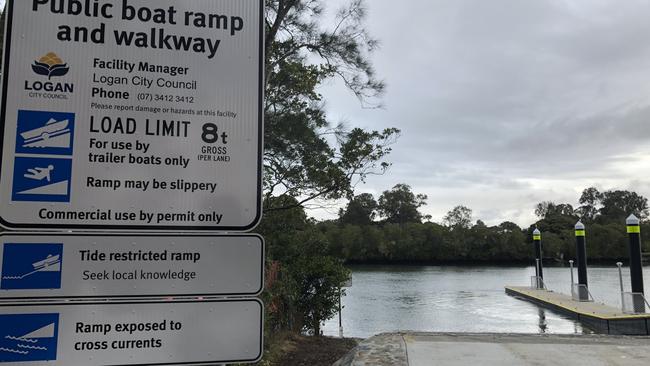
[20,118,71,149]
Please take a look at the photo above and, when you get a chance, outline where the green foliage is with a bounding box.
[377,184,428,224]
[258,0,398,341]
[339,193,378,225]
[557,187,649,223]
[577,187,601,221]
[318,188,650,264]
[587,223,627,259]
[534,189,650,259]
[263,0,399,211]
[525,188,649,262]
[257,196,350,335]
[265,0,383,102]
[318,215,641,264]
[320,220,532,263]
[443,205,473,229]
[598,190,649,222]
[291,244,349,335]
[534,202,576,219]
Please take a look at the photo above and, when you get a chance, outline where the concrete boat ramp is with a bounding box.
[334,332,650,366]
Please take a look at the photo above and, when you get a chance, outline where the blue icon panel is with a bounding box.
[1,243,63,290]
[0,313,59,362]
[15,110,75,156]
[11,109,75,203]
[11,157,72,202]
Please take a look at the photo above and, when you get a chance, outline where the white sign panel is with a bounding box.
[0,0,263,231]
[0,233,264,300]
[0,299,263,365]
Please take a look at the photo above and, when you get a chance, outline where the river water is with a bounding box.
[321,265,650,338]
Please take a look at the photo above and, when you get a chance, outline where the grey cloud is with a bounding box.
[319,0,650,225]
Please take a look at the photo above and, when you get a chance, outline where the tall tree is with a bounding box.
[534,201,553,219]
[498,221,521,233]
[599,190,649,222]
[261,1,397,336]
[534,201,575,219]
[577,187,602,221]
[533,201,577,237]
[377,184,427,224]
[443,205,473,229]
[339,192,377,225]
[264,0,399,211]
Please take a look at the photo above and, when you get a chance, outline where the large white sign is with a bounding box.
[0,299,263,365]
[0,0,263,231]
[0,233,264,300]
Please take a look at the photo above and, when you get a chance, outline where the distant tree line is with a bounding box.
[318,185,650,263]
[529,187,649,261]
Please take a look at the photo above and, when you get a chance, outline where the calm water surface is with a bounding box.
[322,265,650,338]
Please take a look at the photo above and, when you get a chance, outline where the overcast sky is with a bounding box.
[311,0,650,227]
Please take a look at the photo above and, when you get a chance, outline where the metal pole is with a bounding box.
[533,229,543,284]
[535,259,540,289]
[338,287,343,337]
[626,215,645,313]
[569,260,575,299]
[617,262,625,311]
[575,221,589,301]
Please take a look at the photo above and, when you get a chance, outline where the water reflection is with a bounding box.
[537,308,547,333]
[395,295,421,306]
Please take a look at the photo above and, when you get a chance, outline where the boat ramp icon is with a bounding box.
[2,254,61,280]
[0,313,59,362]
[15,110,75,156]
[1,243,63,290]
[24,165,55,182]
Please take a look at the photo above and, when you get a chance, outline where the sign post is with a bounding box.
[0,0,263,231]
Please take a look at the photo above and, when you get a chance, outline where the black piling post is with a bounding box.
[574,221,589,301]
[626,214,645,313]
[533,228,543,288]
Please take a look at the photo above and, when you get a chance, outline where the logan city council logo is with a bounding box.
[25,52,74,99]
[32,52,69,80]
